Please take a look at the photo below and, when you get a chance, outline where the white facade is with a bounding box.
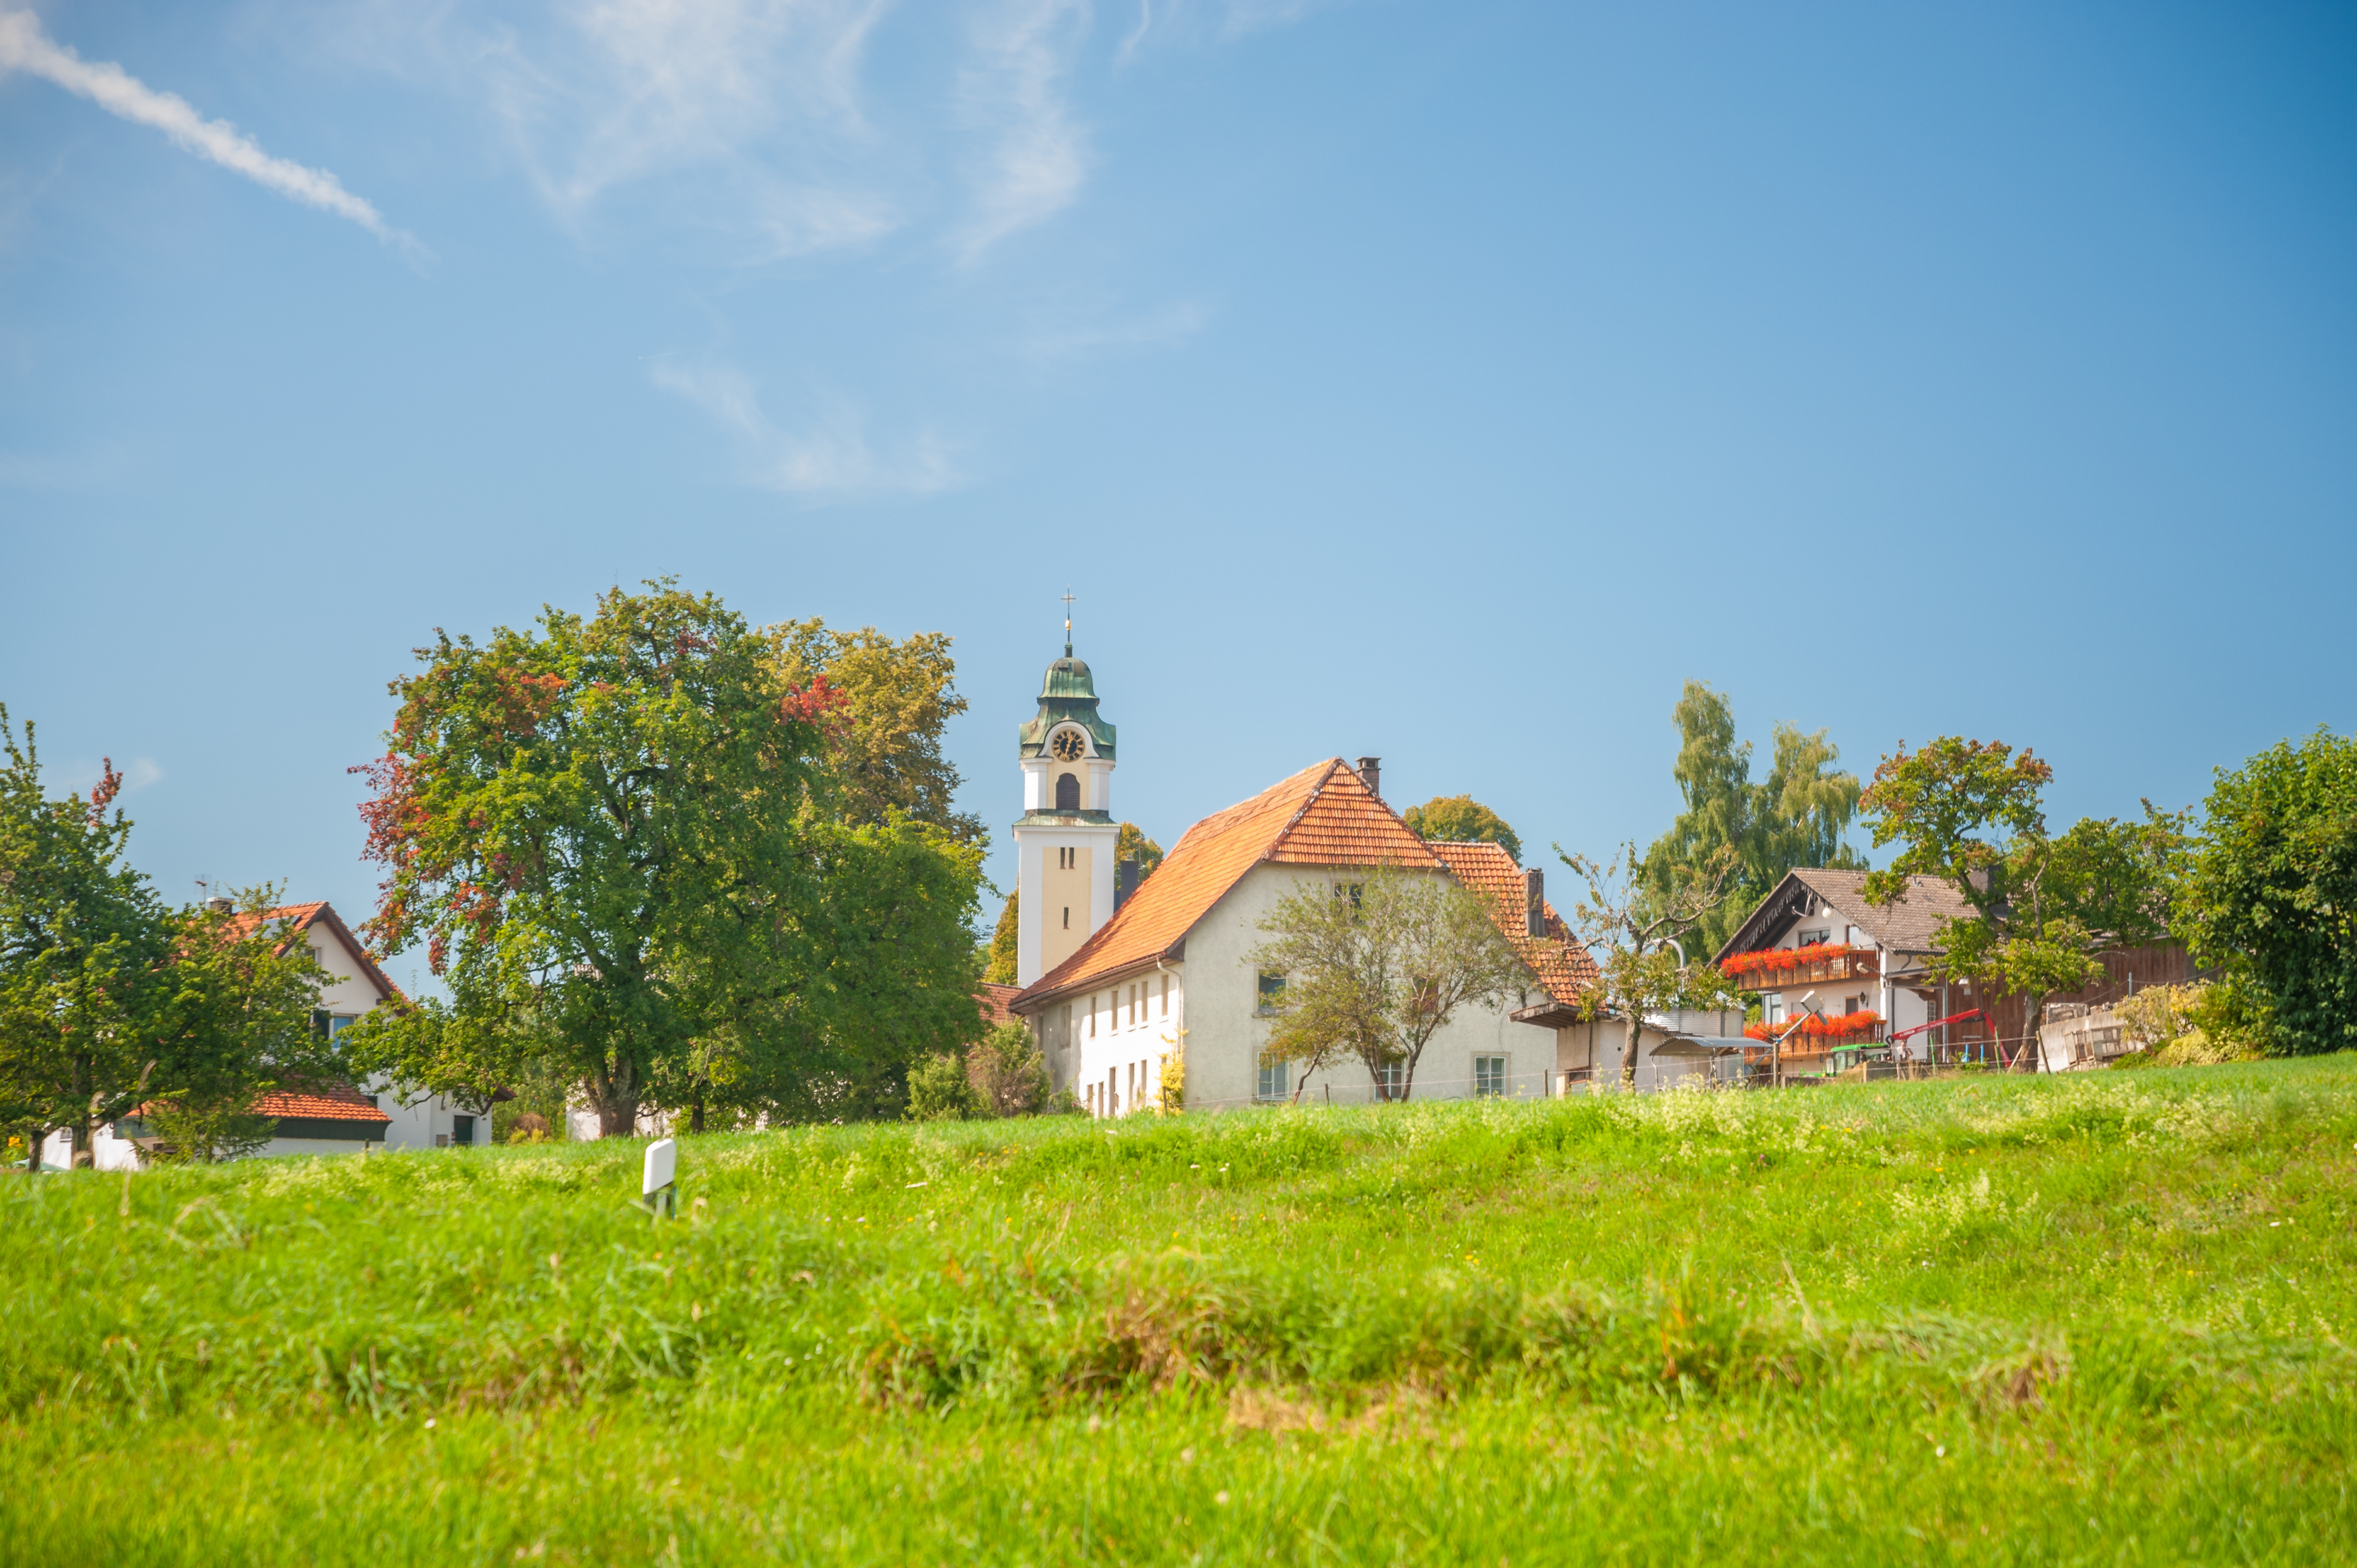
[1034,862,1566,1114]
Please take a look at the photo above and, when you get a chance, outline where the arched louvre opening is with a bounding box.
[1055,772,1081,811]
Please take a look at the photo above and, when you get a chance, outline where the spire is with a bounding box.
[1061,586,1075,658]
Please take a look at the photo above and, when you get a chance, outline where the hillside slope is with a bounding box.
[5,1060,2354,1564]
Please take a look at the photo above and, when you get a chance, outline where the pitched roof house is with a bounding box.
[1011,757,1613,1110]
[67,900,494,1169]
[1713,868,2196,1074]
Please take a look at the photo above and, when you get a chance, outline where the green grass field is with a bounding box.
[5,1059,2356,1565]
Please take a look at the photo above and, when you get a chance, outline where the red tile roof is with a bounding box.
[1016,760,1445,1007]
[1425,840,1600,1007]
[249,1083,392,1124]
[1014,761,1596,1011]
[977,982,1022,1028]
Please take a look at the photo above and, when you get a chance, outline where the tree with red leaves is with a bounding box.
[346,582,990,1136]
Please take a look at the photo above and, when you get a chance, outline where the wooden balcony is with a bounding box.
[1724,947,1881,991]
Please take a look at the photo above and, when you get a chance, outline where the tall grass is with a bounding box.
[5,1059,2354,1563]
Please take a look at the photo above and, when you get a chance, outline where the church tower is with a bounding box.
[1013,623,1119,987]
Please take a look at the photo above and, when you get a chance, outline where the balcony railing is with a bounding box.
[1722,944,1880,990]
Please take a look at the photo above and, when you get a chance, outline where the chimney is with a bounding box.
[1116,856,1139,911]
[1355,756,1381,801]
[1523,867,1545,936]
[205,895,233,914]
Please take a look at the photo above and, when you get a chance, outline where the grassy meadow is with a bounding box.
[5,1058,2356,1565]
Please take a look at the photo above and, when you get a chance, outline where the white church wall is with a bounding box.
[1174,864,1558,1111]
[1064,967,1184,1116]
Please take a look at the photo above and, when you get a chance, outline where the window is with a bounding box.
[1257,1053,1290,1104]
[1374,1060,1404,1101]
[1159,975,1168,1016]
[1088,996,1098,1037]
[1474,1056,1506,1097]
[1107,1070,1120,1116]
[1056,772,1081,811]
[1257,971,1286,1016]
[1764,992,1787,1026]
[453,1114,476,1145]
[1799,928,1830,947]
[1333,882,1362,908]
[1063,906,1070,930]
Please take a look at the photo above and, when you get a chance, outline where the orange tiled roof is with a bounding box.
[1425,840,1601,1007]
[251,1083,391,1124]
[977,982,1022,1027]
[1014,760,1451,1009]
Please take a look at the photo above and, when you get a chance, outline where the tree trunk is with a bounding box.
[598,1096,638,1139]
[690,1087,706,1136]
[1620,1015,1644,1093]
[72,1119,96,1169]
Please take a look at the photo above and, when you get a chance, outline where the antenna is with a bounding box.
[1061,587,1075,657]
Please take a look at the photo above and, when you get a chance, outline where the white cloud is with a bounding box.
[653,355,958,498]
[432,0,901,252]
[956,0,1090,260]
[0,7,415,248]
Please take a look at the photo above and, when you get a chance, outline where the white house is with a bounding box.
[50,899,491,1169]
[1710,868,1985,1077]
[1001,646,1719,1107]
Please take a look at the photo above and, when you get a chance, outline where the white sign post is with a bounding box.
[642,1136,677,1218]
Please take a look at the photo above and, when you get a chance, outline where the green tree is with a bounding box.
[0,724,166,1167]
[905,1048,983,1121]
[1557,842,1744,1092]
[966,1021,1052,1116]
[767,620,985,842]
[983,889,1020,985]
[2182,728,2357,1056]
[1644,684,1866,955]
[1,713,329,1167]
[1859,738,2105,1056]
[1249,866,1525,1101]
[1401,796,1521,865]
[351,583,836,1136]
[1116,822,1164,880]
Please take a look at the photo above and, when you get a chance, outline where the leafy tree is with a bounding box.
[1,714,326,1167]
[352,584,838,1136]
[906,1049,983,1121]
[1402,796,1521,865]
[767,620,984,843]
[1859,738,2104,1059]
[2042,804,2193,949]
[0,724,166,1167]
[1116,822,1164,881]
[703,816,986,1126]
[1249,867,1525,1101]
[966,1021,1051,1116]
[2182,728,2357,1056]
[983,890,1019,986]
[1557,843,1743,1092]
[1643,682,1865,954]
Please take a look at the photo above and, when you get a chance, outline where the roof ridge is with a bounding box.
[1259,757,1347,865]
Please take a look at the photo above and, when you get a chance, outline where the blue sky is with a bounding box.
[3,0,2352,975]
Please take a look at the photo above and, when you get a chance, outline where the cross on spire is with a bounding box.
[1061,587,1075,657]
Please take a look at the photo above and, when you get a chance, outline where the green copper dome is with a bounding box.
[1017,649,1117,759]
[1040,657,1096,701]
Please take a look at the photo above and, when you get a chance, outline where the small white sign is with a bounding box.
[642,1137,676,1196]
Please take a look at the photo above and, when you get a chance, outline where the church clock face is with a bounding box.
[1051,729,1086,761]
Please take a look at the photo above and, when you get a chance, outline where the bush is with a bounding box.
[967,1023,1051,1118]
[906,1051,983,1121]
